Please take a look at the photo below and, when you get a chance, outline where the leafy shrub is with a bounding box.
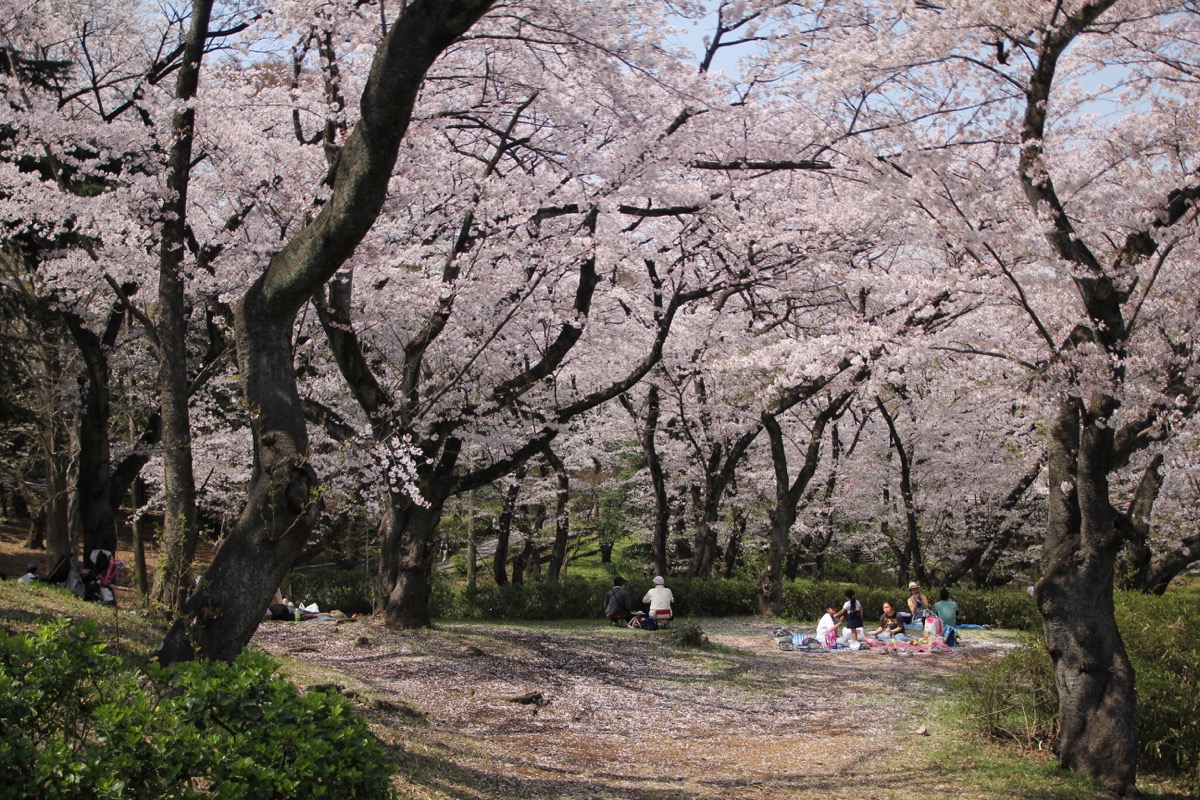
[952,587,1041,630]
[451,577,602,620]
[0,618,396,799]
[660,577,756,616]
[444,575,759,620]
[1117,591,1200,791]
[283,567,377,615]
[670,621,709,649]
[960,633,1058,751]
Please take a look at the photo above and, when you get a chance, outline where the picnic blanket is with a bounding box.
[772,626,953,653]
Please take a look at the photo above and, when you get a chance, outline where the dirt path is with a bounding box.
[252,617,1011,800]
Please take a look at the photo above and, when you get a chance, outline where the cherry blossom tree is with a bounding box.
[791,1,1200,792]
[155,0,499,661]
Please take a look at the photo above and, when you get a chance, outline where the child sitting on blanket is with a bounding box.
[815,601,841,648]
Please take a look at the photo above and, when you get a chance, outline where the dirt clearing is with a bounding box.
[252,617,1018,799]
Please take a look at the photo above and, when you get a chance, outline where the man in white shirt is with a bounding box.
[642,575,674,620]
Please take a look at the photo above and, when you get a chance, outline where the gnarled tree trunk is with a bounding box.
[1036,398,1137,797]
[156,0,496,662]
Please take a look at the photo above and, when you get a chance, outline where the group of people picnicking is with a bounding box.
[603,575,675,629]
[808,582,959,650]
[602,572,960,648]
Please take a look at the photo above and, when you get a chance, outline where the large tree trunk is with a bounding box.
[1036,398,1137,798]
[876,396,926,586]
[156,0,495,662]
[758,397,846,615]
[622,388,670,576]
[65,320,117,559]
[157,309,318,662]
[492,470,523,586]
[150,0,211,614]
[381,489,448,629]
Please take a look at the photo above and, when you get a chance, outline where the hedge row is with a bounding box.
[281,566,1043,628]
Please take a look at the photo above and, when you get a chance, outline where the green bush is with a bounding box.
[443,575,759,620]
[961,591,1200,791]
[451,577,602,620]
[670,621,710,649]
[0,618,396,799]
[1117,591,1200,791]
[283,567,377,616]
[960,633,1058,750]
[439,573,1038,629]
[952,587,1041,630]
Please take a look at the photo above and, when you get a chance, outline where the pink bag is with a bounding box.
[924,616,944,638]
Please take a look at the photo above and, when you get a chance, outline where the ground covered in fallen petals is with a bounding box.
[252,617,1018,800]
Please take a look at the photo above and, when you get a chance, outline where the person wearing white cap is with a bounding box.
[643,575,674,622]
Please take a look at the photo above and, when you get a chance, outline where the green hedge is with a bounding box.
[1118,590,1200,789]
[0,618,396,799]
[437,574,1041,627]
[283,567,377,616]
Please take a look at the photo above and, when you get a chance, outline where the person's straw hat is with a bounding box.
[908,581,921,590]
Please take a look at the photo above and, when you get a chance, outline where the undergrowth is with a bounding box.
[0,617,396,799]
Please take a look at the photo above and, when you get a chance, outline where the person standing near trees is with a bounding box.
[603,576,634,625]
[834,588,865,643]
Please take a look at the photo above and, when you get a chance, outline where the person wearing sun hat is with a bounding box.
[906,581,932,623]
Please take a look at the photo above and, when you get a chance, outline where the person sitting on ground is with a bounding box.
[934,587,959,628]
[17,563,38,585]
[869,601,910,642]
[907,581,933,623]
[604,576,634,625]
[643,575,674,622]
[834,588,865,643]
[815,601,842,646]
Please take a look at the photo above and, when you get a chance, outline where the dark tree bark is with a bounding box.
[791,422,843,580]
[875,396,927,587]
[621,386,669,577]
[131,477,151,598]
[157,0,497,662]
[758,393,849,615]
[63,315,117,559]
[935,454,1045,587]
[1015,4,1155,793]
[543,446,571,582]
[492,469,524,587]
[150,0,213,613]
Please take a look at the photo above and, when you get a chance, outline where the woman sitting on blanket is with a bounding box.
[907,581,933,623]
[869,601,910,642]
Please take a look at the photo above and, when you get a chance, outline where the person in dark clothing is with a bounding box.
[603,576,634,625]
[869,601,910,642]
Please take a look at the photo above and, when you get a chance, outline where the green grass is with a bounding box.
[0,579,164,663]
